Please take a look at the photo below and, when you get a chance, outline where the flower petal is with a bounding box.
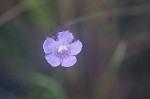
[43,37,57,54]
[61,56,77,67]
[69,40,83,55]
[45,54,61,67]
[57,30,74,44]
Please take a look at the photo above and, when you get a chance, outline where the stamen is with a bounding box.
[58,45,68,53]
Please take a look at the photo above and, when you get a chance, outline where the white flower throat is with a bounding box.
[58,45,68,53]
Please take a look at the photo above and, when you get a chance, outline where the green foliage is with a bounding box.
[22,0,59,31]
[28,72,68,99]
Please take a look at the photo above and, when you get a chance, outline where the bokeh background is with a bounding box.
[0,0,150,99]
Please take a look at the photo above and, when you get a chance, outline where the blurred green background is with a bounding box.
[0,0,150,99]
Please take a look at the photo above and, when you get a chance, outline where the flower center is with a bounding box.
[57,45,68,53]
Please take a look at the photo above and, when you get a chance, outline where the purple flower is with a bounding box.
[43,30,83,67]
